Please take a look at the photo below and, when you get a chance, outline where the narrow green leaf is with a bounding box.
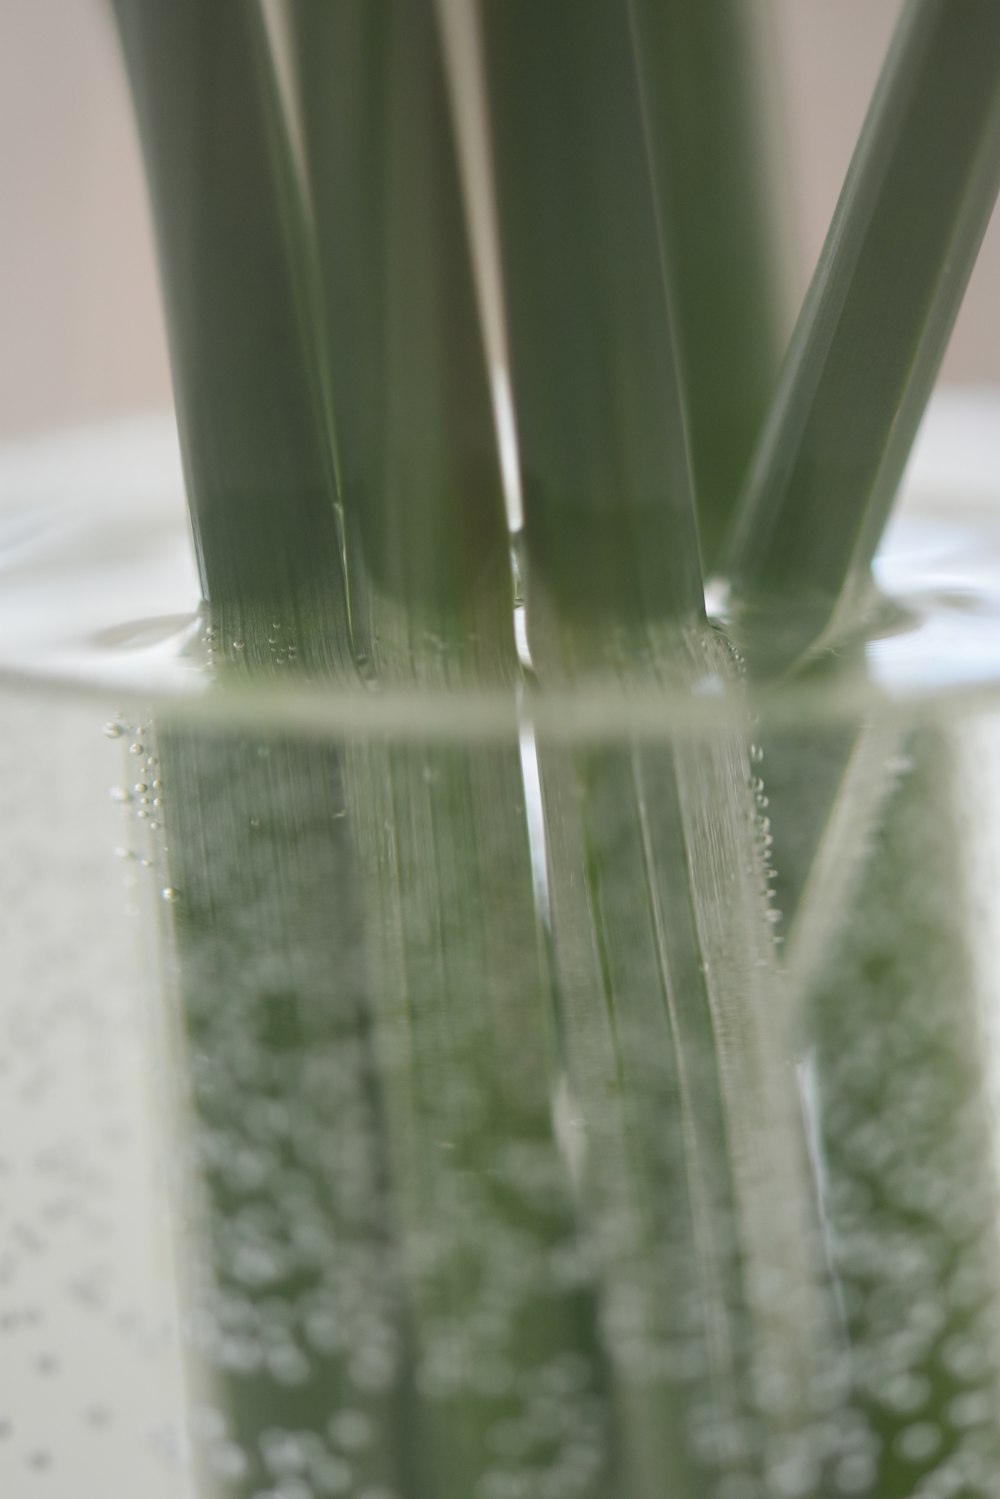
[722,0,1000,668]
[630,0,790,569]
[290,0,513,671]
[480,0,705,659]
[111,0,345,650]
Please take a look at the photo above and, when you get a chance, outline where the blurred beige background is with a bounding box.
[0,0,997,440]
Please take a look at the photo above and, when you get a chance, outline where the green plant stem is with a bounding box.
[111,5,1000,1495]
[290,0,512,672]
[629,0,789,569]
[480,0,704,659]
[472,19,834,1486]
[289,18,611,1496]
[110,0,345,652]
[722,0,1000,669]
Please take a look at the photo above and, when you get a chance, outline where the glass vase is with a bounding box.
[2,396,1000,1499]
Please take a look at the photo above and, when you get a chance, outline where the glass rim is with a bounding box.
[2,391,999,742]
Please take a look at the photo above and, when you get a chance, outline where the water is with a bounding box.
[3,403,1000,1497]
[135,721,1000,1495]
[0,692,188,1499]
[1,400,1000,737]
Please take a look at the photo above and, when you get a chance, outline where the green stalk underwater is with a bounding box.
[807,732,1000,1496]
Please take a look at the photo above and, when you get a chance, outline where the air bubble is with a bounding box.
[349,1345,396,1394]
[129,742,145,756]
[102,721,126,740]
[833,1452,877,1495]
[328,1410,372,1453]
[306,1311,343,1355]
[262,1430,309,1476]
[218,1336,263,1374]
[895,1422,941,1462]
[109,787,132,804]
[941,1333,991,1381]
[882,1372,929,1415]
[749,743,764,764]
[268,1346,310,1386]
[309,1454,353,1495]
[232,640,246,652]
[946,1388,994,1429]
[161,887,180,904]
[275,1480,314,1499]
[210,1442,250,1481]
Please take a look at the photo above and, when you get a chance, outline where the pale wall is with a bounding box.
[0,0,996,437]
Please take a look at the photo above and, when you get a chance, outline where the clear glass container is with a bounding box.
[2,396,1000,1499]
[3,4,1000,1497]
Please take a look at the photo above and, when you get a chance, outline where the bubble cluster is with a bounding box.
[0,696,188,1496]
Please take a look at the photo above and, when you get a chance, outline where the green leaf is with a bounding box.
[629,0,790,569]
[722,0,1000,670]
[110,0,345,653]
[534,628,836,1495]
[480,0,705,659]
[290,0,513,670]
